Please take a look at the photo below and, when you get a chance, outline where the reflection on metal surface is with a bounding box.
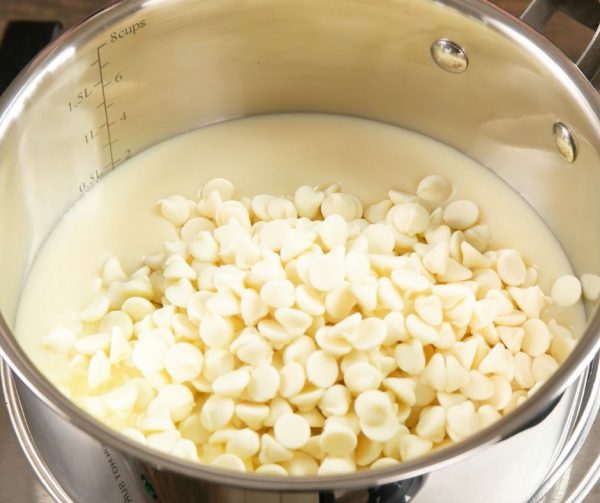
[552,122,578,163]
[520,0,600,80]
[533,358,600,501]
[0,361,71,503]
[430,39,468,73]
[4,356,600,502]
[0,45,75,140]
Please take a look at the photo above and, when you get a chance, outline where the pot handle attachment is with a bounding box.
[520,0,600,80]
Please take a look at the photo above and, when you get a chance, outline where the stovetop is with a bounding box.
[0,1,599,502]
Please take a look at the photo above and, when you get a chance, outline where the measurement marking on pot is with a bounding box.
[103,139,119,148]
[95,43,117,172]
[78,30,137,193]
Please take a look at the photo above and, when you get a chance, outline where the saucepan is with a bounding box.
[1,0,600,501]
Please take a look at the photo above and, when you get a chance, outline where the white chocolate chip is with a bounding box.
[382,377,416,406]
[344,362,382,393]
[306,350,339,388]
[551,275,582,307]
[318,457,356,475]
[417,175,453,203]
[109,328,132,364]
[188,232,219,262]
[203,348,235,381]
[532,354,559,383]
[377,278,404,311]
[364,200,394,224]
[247,365,280,403]
[362,224,395,254]
[391,269,431,293]
[446,401,478,441]
[121,297,155,323]
[460,370,494,400]
[581,273,600,301]
[371,457,400,470]
[201,396,235,431]
[137,407,175,433]
[508,286,547,319]
[423,241,450,275]
[351,317,387,351]
[274,413,311,449]
[521,319,551,357]
[148,384,194,422]
[399,435,433,461]
[181,217,214,242]
[294,185,325,219]
[320,215,349,251]
[165,342,203,382]
[388,202,430,235]
[43,327,76,354]
[550,335,576,365]
[321,193,360,221]
[88,351,111,390]
[199,313,235,348]
[259,434,294,464]
[486,375,512,410]
[320,423,357,456]
[416,406,446,443]
[210,453,246,472]
[465,224,490,252]
[478,343,514,381]
[279,362,306,398]
[212,369,250,398]
[235,403,270,430]
[132,335,168,374]
[354,390,392,425]
[395,340,425,375]
[158,195,190,226]
[443,200,479,230]
[360,414,399,442]
[165,279,195,308]
[421,353,446,391]
[146,430,181,454]
[274,308,313,337]
[206,290,240,317]
[308,251,346,292]
[260,279,295,308]
[461,241,490,269]
[319,384,352,417]
[226,428,260,459]
[201,178,235,201]
[80,293,110,323]
[414,295,443,326]
[497,250,527,286]
[41,178,584,473]
[283,335,317,366]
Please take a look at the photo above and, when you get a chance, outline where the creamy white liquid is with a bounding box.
[15,113,585,390]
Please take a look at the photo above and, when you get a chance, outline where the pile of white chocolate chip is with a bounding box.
[42,175,599,475]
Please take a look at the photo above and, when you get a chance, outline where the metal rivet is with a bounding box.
[431,39,468,73]
[553,122,578,163]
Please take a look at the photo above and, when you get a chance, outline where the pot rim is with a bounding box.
[1,0,599,491]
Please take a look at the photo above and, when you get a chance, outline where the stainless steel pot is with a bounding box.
[2,0,600,501]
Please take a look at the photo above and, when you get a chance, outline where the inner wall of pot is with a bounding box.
[1,0,600,327]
